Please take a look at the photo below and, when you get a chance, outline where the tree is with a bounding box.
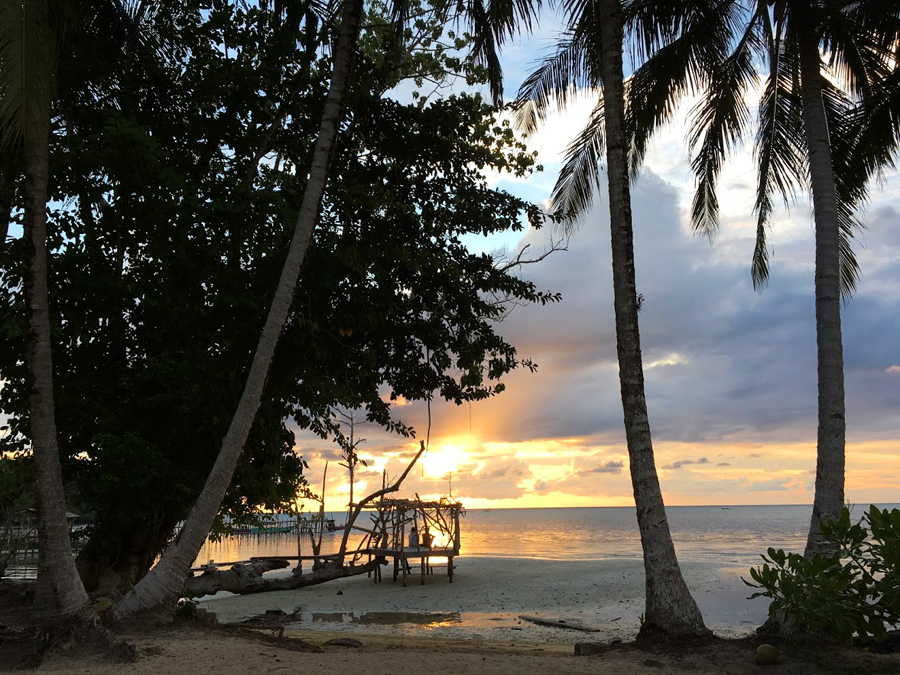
[0,0,90,622]
[106,0,553,619]
[98,0,363,620]
[628,0,898,558]
[1,0,557,610]
[514,0,709,637]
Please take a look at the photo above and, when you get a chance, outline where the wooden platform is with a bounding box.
[361,546,456,586]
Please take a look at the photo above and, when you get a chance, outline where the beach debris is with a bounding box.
[755,644,780,664]
[518,615,602,632]
[325,637,364,648]
[574,643,606,656]
[183,557,383,597]
[226,607,303,638]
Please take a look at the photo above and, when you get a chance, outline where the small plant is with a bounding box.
[175,599,199,620]
[745,505,900,642]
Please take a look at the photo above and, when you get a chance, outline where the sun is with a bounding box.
[421,443,468,478]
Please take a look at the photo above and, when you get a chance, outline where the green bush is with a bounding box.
[175,599,199,620]
[746,505,900,642]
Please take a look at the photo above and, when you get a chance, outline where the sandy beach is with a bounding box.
[21,557,900,673]
[197,557,767,643]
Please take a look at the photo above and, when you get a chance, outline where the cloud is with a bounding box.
[290,66,900,506]
[663,457,709,470]
[581,460,625,474]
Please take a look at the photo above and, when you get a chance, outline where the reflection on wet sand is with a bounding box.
[309,611,462,628]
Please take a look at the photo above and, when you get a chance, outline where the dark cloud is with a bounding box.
[582,460,624,475]
[716,462,731,467]
[663,460,693,470]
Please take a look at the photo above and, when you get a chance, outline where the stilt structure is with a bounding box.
[358,497,463,586]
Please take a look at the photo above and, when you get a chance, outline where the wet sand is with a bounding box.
[198,557,768,643]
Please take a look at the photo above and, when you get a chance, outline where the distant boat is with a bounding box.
[232,524,295,535]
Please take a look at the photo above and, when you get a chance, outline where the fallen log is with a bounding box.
[518,615,603,632]
[183,557,385,598]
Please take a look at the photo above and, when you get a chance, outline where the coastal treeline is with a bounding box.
[1,0,898,650]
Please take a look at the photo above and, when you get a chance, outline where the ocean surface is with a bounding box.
[196,503,898,568]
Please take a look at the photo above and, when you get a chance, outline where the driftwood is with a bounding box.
[518,615,603,632]
[184,442,425,598]
[336,441,427,564]
[183,557,384,597]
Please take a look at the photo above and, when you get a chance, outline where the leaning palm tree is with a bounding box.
[111,0,368,619]
[629,0,898,558]
[514,0,709,637]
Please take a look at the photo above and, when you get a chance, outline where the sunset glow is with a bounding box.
[421,443,471,479]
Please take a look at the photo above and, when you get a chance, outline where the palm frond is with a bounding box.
[626,0,752,177]
[822,0,900,98]
[823,79,866,298]
[844,62,900,189]
[512,30,597,136]
[750,212,770,290]
[465,0,545,104]
[822,1,900,96]
[752,32,807,289]
[548,97,606,229]
[687,12,763,237]
[0,0,56,148]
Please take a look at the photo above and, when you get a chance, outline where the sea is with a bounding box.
[196,503,898,568]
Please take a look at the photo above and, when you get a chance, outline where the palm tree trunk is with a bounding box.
[111,0,365,621]
[0,168,12,249]
[24,99,91,622]
[597,0,708,638]
[797,5,845,558]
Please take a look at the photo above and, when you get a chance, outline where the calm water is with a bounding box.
[197,503,898,568]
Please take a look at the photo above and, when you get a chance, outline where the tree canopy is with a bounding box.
[0,0,557,592]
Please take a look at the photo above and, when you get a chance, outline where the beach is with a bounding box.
[26,529,900,673]
[34,624,900,675]
[197,557,768,643]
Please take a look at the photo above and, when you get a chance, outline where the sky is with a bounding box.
[293,12,900,512]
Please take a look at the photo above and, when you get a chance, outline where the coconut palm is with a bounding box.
[0,0,91,622]
[110,0,368,619]
[1,0,166,621]
[627,0,899,558]
[514,0,710,637]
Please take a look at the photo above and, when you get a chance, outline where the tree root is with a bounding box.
[13,615,136,669]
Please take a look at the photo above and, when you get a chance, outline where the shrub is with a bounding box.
[746,505,900,642]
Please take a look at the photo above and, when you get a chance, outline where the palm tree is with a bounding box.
[110,0,367,620]
[111,0,544,620]
[2,0,168,621]
[629,0,898,558]
[0,0,91,622]
[514,0,709,637]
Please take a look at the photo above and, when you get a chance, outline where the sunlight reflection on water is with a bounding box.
[197,504,897,568]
